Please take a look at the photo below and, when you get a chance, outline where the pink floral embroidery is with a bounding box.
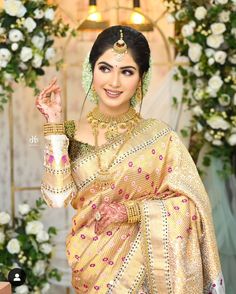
[75,255,80,260]
[182,199,188,203]
[80,197,85,202]
[80,234,86,239]
[80,268,84,272]
[61,155,67,164]
[73,219,76,225]
[151,181,154,187]
[108,261,114,265]
[167,212,171,217]
[138,167,142,173]
[177,236,183,239]
[145,174,150,180]
[128,161,133,167]
[122,256,126,261]
[103,257,108,262]
[90,263,95,267]
[168,167,172,173]
[121,234,126,240]
[159,155,163,160]
[93,236,98,241]
[118,189,123,194]
[71,229,75,236]
[48,155,54,164]
[174,206,180,210]
[104,196,110,202]
[151,149,156,154]
[192,215,197,220]
[84,284,88,288]
[94,286,100,290]
[92,204,97,209]
[124,176,129,181]
[187,227,192,233]
[111,183,115,189]
[124,193,129,199]
[106,231,112,236]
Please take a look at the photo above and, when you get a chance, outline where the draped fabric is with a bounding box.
[64,118,224,293]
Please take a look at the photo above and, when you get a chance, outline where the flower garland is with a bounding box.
[0,0,70,111]
[164,0,236,177]
[0,198,61,293]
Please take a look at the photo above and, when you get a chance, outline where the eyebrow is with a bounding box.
[97,61,137,70]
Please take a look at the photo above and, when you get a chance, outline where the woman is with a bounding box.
[36,26,224,293]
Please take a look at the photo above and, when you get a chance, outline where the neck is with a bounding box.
[97,102,131,117]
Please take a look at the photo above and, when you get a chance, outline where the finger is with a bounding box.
[95,216,110,234]
[38,79,58,98]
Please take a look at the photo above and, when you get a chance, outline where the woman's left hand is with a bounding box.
[94,202,128,235]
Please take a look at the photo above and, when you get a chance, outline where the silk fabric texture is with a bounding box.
[64,118,224,293]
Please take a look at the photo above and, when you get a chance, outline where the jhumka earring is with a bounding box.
[112,29,128,61]
[130,84,142,107]
[91,85,99,104]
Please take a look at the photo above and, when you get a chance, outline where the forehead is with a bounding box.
[95,48,138,67]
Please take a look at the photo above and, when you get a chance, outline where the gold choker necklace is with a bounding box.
[87,107,141,141]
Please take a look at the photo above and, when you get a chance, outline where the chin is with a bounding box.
[99,97,129,109]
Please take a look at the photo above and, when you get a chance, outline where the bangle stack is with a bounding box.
[123,200,141,223]
[44,123,65,136]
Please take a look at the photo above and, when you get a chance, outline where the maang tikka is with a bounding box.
[112,29,128,61]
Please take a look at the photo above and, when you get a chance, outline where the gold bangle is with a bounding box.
[123,200,141,223]
[43,123,65,136]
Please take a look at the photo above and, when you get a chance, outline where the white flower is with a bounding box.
[26,220,43,235]
[19,62,28,70]
[189,21,196,28]
[188,43,202,62]
[212,139,223,146]
[0,48,12,68]
[33,260,46,276]
[207,115,230,130]
[7,238,20,254]
[32,54,43,68]
[192,105,203,116]
[227,134,236,146]
[32,33,45,50]
[0,231,5,244]
[218,94,231,106]
[216,0,228,3]
[45,47,55,60]
[214,50,227,64]
[194,88,205,100]
[211,23,226,35]
[234,93,236,105]
[20,47,33,62]
[15,285,29,294]
[41,283,50,293]
[36,230,49,243]
[194,6,207,20]
[193,63,203,77]
[204,131,213,142]
[40,243,52,254]
[219,10,230,22]
[44,8,55,21]
[205,48,215,57]
[0,27,6,35]
[23,17,37,33]
[196,122,204,132]
[229,54,236,64]
[18,203,30,215]
[4,0,26,17]
[11,43,19,51]
[208,75,223,91]
[181,24,194,37]
[231,28,236,38]
[4,73,13,81]
[206,86,217,97]
[207,34,224,48]
[34,9,44,19]
[8,29,23,42]
[0,211,11,225]
[208,57,215,65]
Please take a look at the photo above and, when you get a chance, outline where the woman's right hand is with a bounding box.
[35,77,63,123]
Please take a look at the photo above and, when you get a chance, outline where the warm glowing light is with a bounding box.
[0,0,3,10]
[87,5,102,22]
[130,9,145,25]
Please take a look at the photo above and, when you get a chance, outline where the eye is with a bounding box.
[122,69,134,76]
[98,65,110,73]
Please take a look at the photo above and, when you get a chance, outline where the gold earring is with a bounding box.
[91,85,99,104]
[136,85,142,102]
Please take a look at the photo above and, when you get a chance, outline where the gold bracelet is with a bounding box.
[123,200,141,223]
[43,123,65,136]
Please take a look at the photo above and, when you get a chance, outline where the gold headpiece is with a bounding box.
[112,29,128,61]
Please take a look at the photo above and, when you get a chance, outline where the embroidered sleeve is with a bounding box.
[41,134,77,208]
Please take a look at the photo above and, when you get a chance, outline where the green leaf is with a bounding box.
[180,128,189,138]
[48,227,57,236]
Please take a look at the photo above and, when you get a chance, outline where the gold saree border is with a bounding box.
[141,200,173,294]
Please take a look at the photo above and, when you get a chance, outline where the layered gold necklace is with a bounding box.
[87,107,141,191]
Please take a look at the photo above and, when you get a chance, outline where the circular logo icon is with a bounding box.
[8,268,26,287]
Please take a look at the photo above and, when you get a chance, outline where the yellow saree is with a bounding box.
[63,118,224,294]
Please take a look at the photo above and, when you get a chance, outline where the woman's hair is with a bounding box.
[89,25,151,77]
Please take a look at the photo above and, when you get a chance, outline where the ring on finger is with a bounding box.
[45,93,51,98]
[95,211,102,221]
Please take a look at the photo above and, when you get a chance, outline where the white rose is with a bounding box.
[212,139,223,146]
[4,0,26,17]
[45,47,55,60]
[208,57,215,66]
[229,54,236,64]
[204,131,213,142]
[218,94,231,106]
[234,93,236,105]
[0,48,11,68]
[41,283,50,293]
[194,6,207,20]
[227,134,236,146]
[0,231,5,244]
[8,29,23,42]
[211,23,226,35]
[207,116,230,130]
[23,17,37,33]
[20,47,33,62]
[7,238,20,254]
[0,27,6,35]
[205,48,215,57]
[33,260,46,276]
[214,50,227,64]
[32,54,43,68]
[34,9,44,19]
[216,0,228,3]
[36,230,49,243]
[194,88,205,100]
[208,75,223,91]
[219,11,230,22]
[207,34,224,48]
[40,243,52,254]
[192,105,203,116]
[0,211,11,225]
[18,203,30,215]
[26,220,44,235]
[189,21,196,28]
[206,86,217,97]
[193,63,203,77]
[11,43,19,51]
[15,285,29,294]
[44,8,55,21]
[181,24,194,37]
[188,43,202,62]
[231,28,236,38]
[32,33,45,50]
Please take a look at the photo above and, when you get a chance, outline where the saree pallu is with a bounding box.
[65,118,224,294]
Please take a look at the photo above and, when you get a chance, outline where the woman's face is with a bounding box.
[93,48,140,113]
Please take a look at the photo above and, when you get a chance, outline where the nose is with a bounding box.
[109,71,121,88]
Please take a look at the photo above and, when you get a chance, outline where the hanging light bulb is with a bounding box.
[130,0,145,25]
[87,0,102,22]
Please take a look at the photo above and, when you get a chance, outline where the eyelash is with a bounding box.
[98,66,134,76]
